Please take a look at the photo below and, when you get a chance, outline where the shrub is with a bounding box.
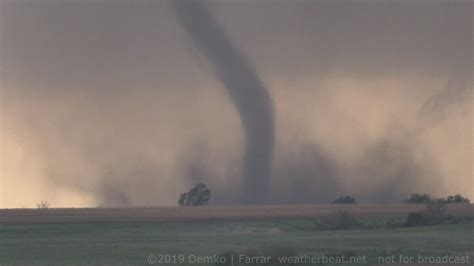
[36,200,50,209]
[404,193,470,204]
[404,202,451,227]
[404,212,430,227]
[331,196,356,204]
[314,211,364,230]
[444,194,470,203]
[404,193,432,203]
[178,183,211,206]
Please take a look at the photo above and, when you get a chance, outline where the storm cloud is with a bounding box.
[0,0,471,207]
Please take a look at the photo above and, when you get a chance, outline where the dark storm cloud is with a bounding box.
[0,0,471,207]
[211,0,471,79]
[1,1,470,88]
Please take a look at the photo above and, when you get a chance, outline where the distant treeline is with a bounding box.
[176,183,471,206]
[403,193,470,204]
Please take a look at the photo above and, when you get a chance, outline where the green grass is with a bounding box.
[1,219,473,266]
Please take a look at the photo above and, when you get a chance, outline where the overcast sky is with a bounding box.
[0,0,472,207]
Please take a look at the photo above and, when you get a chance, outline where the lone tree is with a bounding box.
[178,183,211,206]
[332,196,356,204]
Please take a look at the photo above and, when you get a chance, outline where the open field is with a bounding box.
[1,204,473,266]
[1,204,473,223]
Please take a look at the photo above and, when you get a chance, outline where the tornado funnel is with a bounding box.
[172,1,275,203]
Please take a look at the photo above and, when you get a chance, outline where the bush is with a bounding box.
[403,211,455,227]
[36,200,50,209]
[314,211,364,230]
[444,194,470,203]
[404,193,470,204]
[404,193,432,203]
[404,212,430,227]
[331,196,356,204]
[178,183,211,206]
[404,202,451,227]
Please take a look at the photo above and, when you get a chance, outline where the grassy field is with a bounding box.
[0,204,436,223]
[1,204,473,266]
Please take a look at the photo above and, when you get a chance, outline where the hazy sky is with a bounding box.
[0,0,472,207]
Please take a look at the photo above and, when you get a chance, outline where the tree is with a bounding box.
[404,193,470,204]
[444,194,470,203]
[331,196,356,204]
[36,200,50,209]
[178,183,211,206]
[404,193,432,203]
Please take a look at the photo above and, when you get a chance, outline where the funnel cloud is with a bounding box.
[172,1,275,203]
